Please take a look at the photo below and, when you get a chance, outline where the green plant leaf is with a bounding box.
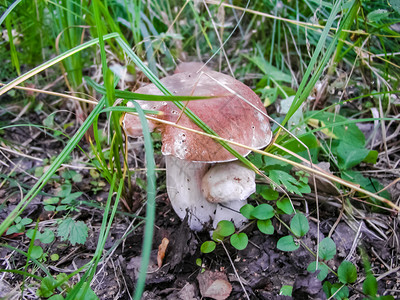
[269,169,306,196]
[37,276,57,298]
[363,150,378,164]
[277,198,294,214]
[331,283,349,300]
[290,213,309,237]
[215,220,235,237]
[279,285,293,296]
[363,274,377,297]
[20,218,33,226]
[338,260,357,284]
[259,187,279,201]
[230,233,248,250]
[277,235,299,252]
[240,204,255,219]
[319,237,336,261]
[40,229,55,244]
[332,140,369,170]
[31,245,44,259]
[307,261,330,281]
[57,184,72,198]
[389,0,400,14]
[200,241,216,253]
[306,111,366,147]
[257,219,274,234]
[251,204,274,220]
[57,218,88,246]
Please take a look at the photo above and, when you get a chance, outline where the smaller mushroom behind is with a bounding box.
[201,161,256,229]
[123,65,272,231]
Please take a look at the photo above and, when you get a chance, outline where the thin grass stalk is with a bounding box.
[0,33,119,96]
[132,101,156,300]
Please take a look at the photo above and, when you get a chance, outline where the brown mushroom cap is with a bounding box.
[124,70,272,162]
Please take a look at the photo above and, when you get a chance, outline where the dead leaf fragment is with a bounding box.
[197,270,232,300]
[157,237,169,268]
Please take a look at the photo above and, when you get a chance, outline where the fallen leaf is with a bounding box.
[157,237,169,268]
[197,270,232,300]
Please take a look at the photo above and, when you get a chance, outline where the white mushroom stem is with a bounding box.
[166,156,217,231]
[166,156,255,231]
[201,162,255,229]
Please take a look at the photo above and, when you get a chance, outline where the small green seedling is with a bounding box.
[6,216,32,235]
[43,183,83,213]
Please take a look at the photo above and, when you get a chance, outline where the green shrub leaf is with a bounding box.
[277,198,294,214]
[200,241,216,253]
[251,203,274,220]
[230,233,248,250]
[319,237,336,261]
[57,218,88,246]
[257,219,274,234]
[307,261,330,281]
[277,235,299,252]
[363,274,377,296]
[290,213,309,237]
[338,260,357,284]
[215,220,235,237]
[240,204,255,219]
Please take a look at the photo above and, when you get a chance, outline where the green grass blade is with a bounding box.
[132,101,156,300]
[0,33,119,97]
[0,0,23,26]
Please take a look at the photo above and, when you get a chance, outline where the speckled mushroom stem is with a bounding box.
[165,155,217,231]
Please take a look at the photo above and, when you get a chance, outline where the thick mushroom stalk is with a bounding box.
[166,156,217,231]
[166,157,255,231]
[201,161,255,229]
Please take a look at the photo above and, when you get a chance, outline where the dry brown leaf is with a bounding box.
[197,270,232,300]
[157,237,169,268]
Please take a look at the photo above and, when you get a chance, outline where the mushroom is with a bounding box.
[123,65,272,231]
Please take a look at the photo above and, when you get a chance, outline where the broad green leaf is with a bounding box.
[240,204,255,219]
[230,233,248,250]
[48,295,64,300]
[57,184,72,198]
[257,219,274,234]
[319,237,336,261]
[31,245,44,259]
[279,285,293,296]
[40,229,55,244]
[277,198,294,214]
[338,261,357,284]
[57,218,88,246]
[37,276,57,298]
[200,241,216,253]
[306,111,366,147]
[363,274,377,297]
[277,235,299,252]
[20,218,33,226]
[389,0,400,14]
[332,140,369,170]
[251,204,274,220]
[290,213,309,237]
[215,220,235,237]
[363,150,378,164]
[307,261,330,281]
[260,187,279,201]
